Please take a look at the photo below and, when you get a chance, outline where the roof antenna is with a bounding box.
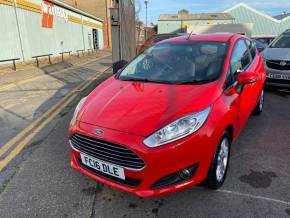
[187,30,194,40]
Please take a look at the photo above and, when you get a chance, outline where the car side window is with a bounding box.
[245,40,256,61]
[226,40,251,87]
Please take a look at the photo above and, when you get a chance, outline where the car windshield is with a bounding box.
[118,41,228,84]
[270,34,290,48]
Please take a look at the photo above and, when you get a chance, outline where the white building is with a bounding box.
[0,0,104,61]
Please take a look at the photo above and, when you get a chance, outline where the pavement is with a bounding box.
[0,53,112,186]
[0,50,111,90]
[0,60,290,217]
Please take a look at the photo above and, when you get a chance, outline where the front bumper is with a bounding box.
[264,65,290,88]
[69,121,218,198]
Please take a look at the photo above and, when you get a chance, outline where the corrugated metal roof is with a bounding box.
[224,3,290,37]
[158,13,234,21]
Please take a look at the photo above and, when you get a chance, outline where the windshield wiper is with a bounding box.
[120,77,171,84]
[176,79,215,85]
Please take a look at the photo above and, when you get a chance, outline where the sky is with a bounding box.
[136,0,290,24]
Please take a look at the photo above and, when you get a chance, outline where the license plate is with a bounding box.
[267,73,290,80]
[80,153,125,180]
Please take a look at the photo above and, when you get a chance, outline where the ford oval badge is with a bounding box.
[95,129,104,135]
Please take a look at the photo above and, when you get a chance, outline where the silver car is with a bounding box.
[262,30,290,88]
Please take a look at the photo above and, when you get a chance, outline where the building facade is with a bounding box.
[0,0,104,61]
[158,4,290,37]
[60,0,113,49]
[158,10,234,34]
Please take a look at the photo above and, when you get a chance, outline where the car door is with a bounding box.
[245,39,264,105]
[227,39,256,133]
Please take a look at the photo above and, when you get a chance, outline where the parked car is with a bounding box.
[253,39,267,52]
[253,36,275,45]
[138,33,180,53]
[262,30,290,88]
[69,33,266,197]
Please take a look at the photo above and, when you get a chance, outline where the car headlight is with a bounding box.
[70,97,87,126]
[143,106,211,148]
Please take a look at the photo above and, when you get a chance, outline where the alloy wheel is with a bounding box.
[216,137,230,182]
[259,89,264,112]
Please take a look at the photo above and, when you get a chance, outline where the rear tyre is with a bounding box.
[205,132,231,189]
[252,89,264,116]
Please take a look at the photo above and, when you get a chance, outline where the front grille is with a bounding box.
[266,78,290,85]
[71,134,145,170]
[79,160,141,187]
[266,60,290,70]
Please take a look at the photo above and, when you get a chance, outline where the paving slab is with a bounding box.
[0,50,111,87]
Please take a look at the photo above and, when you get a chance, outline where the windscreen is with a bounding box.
[270,34,290,48]
[118,41,228,84]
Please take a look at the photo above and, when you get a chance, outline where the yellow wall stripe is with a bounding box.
[68,15,82,25]
[0,0,103,29]
[0,0,13,6]
[83,20,102,29]
[16,0,42,13]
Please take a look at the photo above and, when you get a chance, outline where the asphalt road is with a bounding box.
[0,54,112,150]
[0,55,112,178]
[0,79,290,217]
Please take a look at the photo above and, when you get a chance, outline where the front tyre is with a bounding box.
[252,89,264,116]
[206,132,231,189]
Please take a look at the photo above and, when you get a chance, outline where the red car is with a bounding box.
[69,33,266,198]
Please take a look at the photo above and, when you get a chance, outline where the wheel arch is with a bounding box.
[225,125,234,143]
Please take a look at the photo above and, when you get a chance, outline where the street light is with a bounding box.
[144,0,149,27]
[144,0,149,39]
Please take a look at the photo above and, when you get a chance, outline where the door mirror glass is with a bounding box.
[237,71,259,85]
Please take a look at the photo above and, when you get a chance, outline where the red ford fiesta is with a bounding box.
[69,33,266,197]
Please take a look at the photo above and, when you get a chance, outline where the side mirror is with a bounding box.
[237,71,260,85]
[113,60,128,74]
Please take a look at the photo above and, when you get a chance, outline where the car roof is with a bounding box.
[159,33,237,44]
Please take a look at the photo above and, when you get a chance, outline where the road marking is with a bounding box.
[0,66,109,157]
[0,94,77,171]
[217,189,290,206]
[191,186,290,206]
[0,67,110,171]
[0,76,92,158]
[0,54,111,91]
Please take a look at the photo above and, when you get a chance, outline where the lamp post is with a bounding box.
[144,0,149,39]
